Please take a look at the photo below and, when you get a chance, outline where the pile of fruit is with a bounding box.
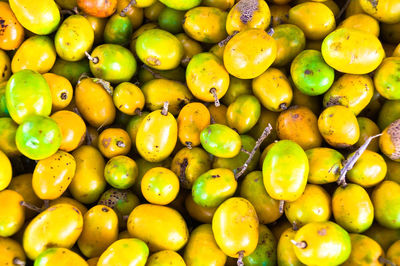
[1,0,400,265]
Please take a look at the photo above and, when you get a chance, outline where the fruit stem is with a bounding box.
[279,200,284,214]
[378,256,395,266]
[13,258,26,266]
[237,250,244,266]
[336,0,351,20]
[209,88,220,107]
[43,200,49,209]
[267,27,274,36]
[84,51,99,64]
[135,108,142,116]
[292,221,299,231]
[290,240,307,249]
[241,147,251,155]
[142,64,163,79]
[337,133,382,187]
[161,102,169,116]
[185,141,193,149]
[116,141,126,148]
[20,201,42,213]
[218,31,238,47]
[235,124,273,180]
[120,0,136,17]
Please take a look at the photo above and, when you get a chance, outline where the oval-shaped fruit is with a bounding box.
[288,2,335,40]
[243,224,277,266]
[338,13,380,36]
[263,140,309,202]
[192,168,237,208]
[78,205,118,258]
[51,110,86,152]
[34,248,87,266]
[224,29,277,79]
[378,100,400,131]
[97,238,149,266]
[212,197,259,258]
[50,197,88,217]
[184,194,217,223]
[147,250,185,266]
[136,29,183,70]
[159,0,201,10]
[32,151,76,200]
[141,167,179,205]
[372,181,400,229]
[0,2,24,50]
[355,117,380,152]
[227,94,261,134]
[183,7,227,43]
[277,105,322,150]
[285,184,331,227]
[379,119,400,162]
[69,145,106,204]
[359,0,400,24]
[50,58,90,85]
[104,13,133,46]
[200,124,241,158]
[89,44,137,83]
[104,156,138,190]
[77,0,117,18]
[321,28,385,74]
[0,118,19,157]
[6,69,52,124]
[252,68,293,112]
[43,73,73,111]
[387,240,400,266]
[0,190,24,237]
[374,57,400,100]
[0,150,12,191]
[113,82,145,115]
[318,105,360,148]
[98,128,131,158]
[293,221,351,265]
[0,237,26,266]
[323,74,374,115]
[23,204,83,260]
[222,76,252,106]
[136,108,178,162]
[184,224,227,266]
[291,49,334,96]
[342,234,384,266]
[9,0,60,35]
[15,115,61,160]
[158,7,185,34]
[332,184,374,233]
[306,147,343,184]
[127,204,189,251]
[277,227,303,266]
[55,15,94,62]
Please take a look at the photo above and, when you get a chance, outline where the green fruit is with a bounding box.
[243,224,277,266]
[159,0,201,10]
[372,181,400,229]
[104,156,138,189]
[50,58,90,85]
[158,7,185,34]
[104,14,133,46]
[15,115,61,160]
[200,124,241,158]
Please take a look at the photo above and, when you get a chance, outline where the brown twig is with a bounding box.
[209,88,220,107]
[161,102,169,116]
[20,201,43,213]
[336,0,351,20]
[120,0,136,17]
[291,240,307,249]
[279,200,284,214]
[85,51,99,64]
[142,64,164,79]
[237,251,245,266]
[218,31,239,47]
[378,257,395,266]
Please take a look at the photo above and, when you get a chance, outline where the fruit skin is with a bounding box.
[75,78,115,128]
[359,0,400,24]
[32,151,76,200]
[23,203,83,260]
[43,73,73,112]
[200,124,241,158]
[387,240,400,266]
[272,24,305,67]
[332,184,374,233]
[321,28,385,74]
[374,57,400,100]
[141,167,179,205]
[184,194,217,223]
[77,0,117,18]
[104,13,133,46]
[34,248,87,266]
[240,171,282,224]
[338,13,380,36]
[378,100,400,131]
[89,44,137,83]
[97,238,149,266]
[113,82,145,116]
[15,115,62,160]
[69,145,106,204]
[192,168,236,208]
[290,49,334,96]
[104,156,138,190]
[277,227,303,266]
[318,105,360,148]
[243,224,277,266]
[323,74,374,115]
[372,181,400,229]
[263,140,309,202]
[159,0,201,10]
[98,128,131,158]
[284,184,331,227]
[225,0,271,35]
[0,237,26,266]
[0,150,12,191]
[224,29,277,79]
[147,250,185,266]
[50,197,88,216]
[293,221,351,265]
[0,51,10,84]
[9,0,60,35]
[51,110,86,152]
[77,205,118,258]
[51,58,90,86]
[183,7,227,43]
[0,2,24,50]
[55,15,94,62]
[0,118,19,157]
[342,234,384,266]
[212,197,259,258]
[276,105,322,150]
[0,190,24,237]
[306,147,343,184]
[288,2,335,40]
[227,94,261,134]
[6,69,52,124]
[184,224,226,266]
[186,52,229,103]
[379,119,400,162]
[136,109,178,163]
[252,68,293,112]
[136,29,183,70]
[127,204,189,252]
